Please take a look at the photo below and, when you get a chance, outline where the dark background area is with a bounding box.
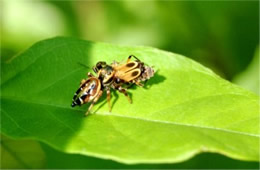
[2,1,259,80]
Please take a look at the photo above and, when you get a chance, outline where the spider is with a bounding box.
[71,55,155,116]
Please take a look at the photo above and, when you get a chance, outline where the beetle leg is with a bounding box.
[106,88,112,112]
[117,86,132,104]
[85,90,103,116]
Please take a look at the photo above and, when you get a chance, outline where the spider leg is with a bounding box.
[80,72,94,86]
[116,86,132,104]
[135,81,144,87]
[87,72,94,77]
[127,55,140,63]
[85,90,103,116]
[131,79,144,87]
[106,88,112,112]
[111,61,119,67]
[80,79,86,86]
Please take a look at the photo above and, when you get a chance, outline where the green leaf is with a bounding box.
[0,135,45,169]
[1,37,259,164]
[41,142,259,169]
[233,46,259,95]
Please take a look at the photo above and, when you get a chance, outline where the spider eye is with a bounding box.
[96,62,102,69]
[96,61,106,69]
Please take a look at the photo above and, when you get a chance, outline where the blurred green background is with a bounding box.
[1,0,259,169]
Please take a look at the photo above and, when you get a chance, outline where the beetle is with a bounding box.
[71,55,155,116]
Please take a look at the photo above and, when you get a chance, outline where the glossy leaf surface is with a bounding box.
[1,37,259,164]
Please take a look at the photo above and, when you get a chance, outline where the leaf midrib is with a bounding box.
[1,96,259,138]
